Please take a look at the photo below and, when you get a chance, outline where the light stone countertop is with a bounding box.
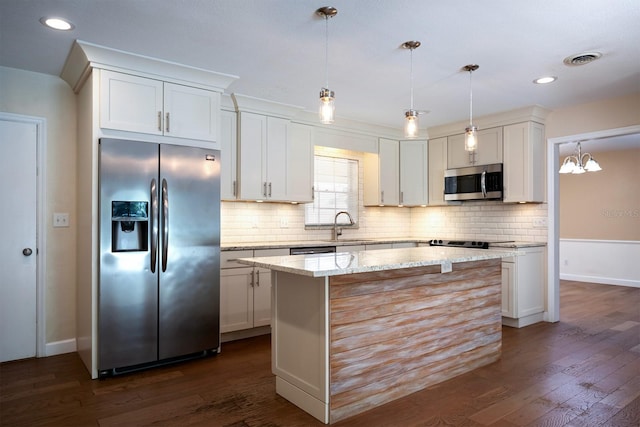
[222,239,545,251]
[236,246,518,277]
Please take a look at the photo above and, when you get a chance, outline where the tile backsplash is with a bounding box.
[221,201,548,244]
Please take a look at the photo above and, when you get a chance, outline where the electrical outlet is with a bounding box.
[564,259,569,266]
[533,218,547,228]
[280,217,289,228]
[53,212,70,228]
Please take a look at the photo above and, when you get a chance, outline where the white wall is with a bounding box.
[0,66,77,350]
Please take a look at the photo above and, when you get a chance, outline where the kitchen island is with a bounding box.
[237,246,516,424]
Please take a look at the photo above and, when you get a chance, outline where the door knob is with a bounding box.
[23,248,33,256]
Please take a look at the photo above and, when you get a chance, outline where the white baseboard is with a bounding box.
[560,273,639,288]
[45,338,77,357]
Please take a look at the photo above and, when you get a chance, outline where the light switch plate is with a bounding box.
[53,212,70,228]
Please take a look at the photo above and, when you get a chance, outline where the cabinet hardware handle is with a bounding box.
[150,179,157,273]
[381,191,384,203]
[263,182,267,197]
[268,182,272,197]
[312,186,315,200]
[165,112,170,132]
[256,270,260,286]
[250,270,255,287]
[157,111,162,131]
[400,191,404,204]
[233,181,237,197]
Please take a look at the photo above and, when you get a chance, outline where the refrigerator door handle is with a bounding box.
[161,178,169,272]
[150,179,158,273]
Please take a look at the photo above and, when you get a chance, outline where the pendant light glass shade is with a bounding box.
[317,7,337,124]
[465,125,478,151]
[405,110,419,138]
[463,64,479,152]
[319,88,335,124]
[558,142,602,174]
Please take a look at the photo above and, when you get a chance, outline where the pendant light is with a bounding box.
[463,64,479,152]
[317,6,338,124]
[402,41,421,139]
[559,142,602,174]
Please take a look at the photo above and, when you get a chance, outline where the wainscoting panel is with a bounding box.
[559,239,639,287]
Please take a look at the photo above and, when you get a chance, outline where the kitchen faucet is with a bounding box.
[333,211,354,241]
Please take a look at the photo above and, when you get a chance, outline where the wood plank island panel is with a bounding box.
[328,258,503,423]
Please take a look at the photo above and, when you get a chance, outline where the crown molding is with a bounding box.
[61,40,238,93]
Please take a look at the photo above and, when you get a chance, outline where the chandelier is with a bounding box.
[559,142,602,174]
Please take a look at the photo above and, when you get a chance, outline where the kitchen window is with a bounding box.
[305,155,358,227]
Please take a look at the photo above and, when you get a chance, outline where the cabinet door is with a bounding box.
[379,138,400,205]
[475,127,503,165]
[447,127,503,168]
[516,247,545,317]
[220,110,237,200]
[428,137,447,205]
[163,82,219,142]
[501,261,515,318]
[400,140,428,206]
[287,123,314,203]
[265,116,289,201]
[220,267,254,333]
[503,122,545,203]
[446,134,469,168]
[100,70,163,135]
[253,268,272,327]
[237,112,267,200]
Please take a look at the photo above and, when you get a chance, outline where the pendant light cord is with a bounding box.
[468,70,473,126]
[409,47,414,110]
[324,16,329,89]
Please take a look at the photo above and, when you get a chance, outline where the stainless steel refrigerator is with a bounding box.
[98,138,220,376]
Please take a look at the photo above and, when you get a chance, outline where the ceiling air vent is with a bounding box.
[563,52,602,66]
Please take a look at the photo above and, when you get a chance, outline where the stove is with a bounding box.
[429,239,490,249]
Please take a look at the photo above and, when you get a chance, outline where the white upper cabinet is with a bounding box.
[447,127,503,168]
[400,140,428,206]
[237,112,268,200]
[503,122,545,203]
[364,138,427,206]
[364,138,399,206]
[237,111,313,202]
[428,137,448,206]
[100,70,163,135]
[163,82,219,141]
[220,109,237,200]
[100,69,220,142]
[287,123,314,203]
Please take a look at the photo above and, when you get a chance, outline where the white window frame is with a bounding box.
[305,154,359,228]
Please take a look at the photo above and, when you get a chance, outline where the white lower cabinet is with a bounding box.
[220,249,288,334]
[500,246,546,328]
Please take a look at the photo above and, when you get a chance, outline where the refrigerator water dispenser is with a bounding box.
[111,201,148,252]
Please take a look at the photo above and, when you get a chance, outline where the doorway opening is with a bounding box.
[546,124,640,323]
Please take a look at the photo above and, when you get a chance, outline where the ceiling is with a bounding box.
[1,0,639,133]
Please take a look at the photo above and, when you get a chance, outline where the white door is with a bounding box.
[0,116,38,362]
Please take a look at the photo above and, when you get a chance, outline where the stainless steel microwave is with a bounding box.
[444,163,503,201]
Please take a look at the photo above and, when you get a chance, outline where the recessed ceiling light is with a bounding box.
[40,17,75,31]
[533,76,557,84]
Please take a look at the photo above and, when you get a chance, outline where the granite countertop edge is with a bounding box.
[222,239,546,251]
[235,246,520,278]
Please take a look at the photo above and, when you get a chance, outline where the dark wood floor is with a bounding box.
[1,280,639,427]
